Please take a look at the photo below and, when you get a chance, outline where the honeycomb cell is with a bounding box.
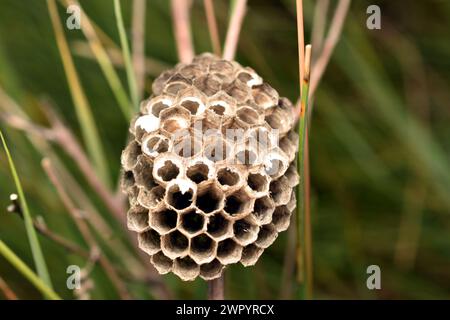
[255,224,278,249]
[150,207,178,235]
[224,189,254,219]
[251,196,275,226]
[137,186,165,210]
[121,140,141,171]
[143,95,174,117]
[161,230,189,259]
[252,83,279,109]
[163,74,191,95]
[195,183,224,215]
[151,251,173,275]
[207,212,233,241]
[217,239,242,265]
[159,106,191,135]
[272,205,292,232]
[190,234,217,264]
[236,67,263,88]
[240,244,264,267]
[127,204,150,233]
[173,256,200,281]
[137,229,161,255]
[180,210,206,236]
[165,180,196,211]
[200,259,224,280]
[233,218,259,246]
[186,161,212,184]
[142,134,171,158]
[269,176,292,206]
[246,172,270,197]
[133,156,156,190]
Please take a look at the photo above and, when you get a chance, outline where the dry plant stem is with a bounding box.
[132,0,146,100]
[171,0,195,63]
[296,0,305,96]
[208,275,225,300]
[310,0,351,97]
[223,0,247,60]
[42,159,132,300]
[311,0,329,63]
[204,0,222,56]
[0,276,18,300]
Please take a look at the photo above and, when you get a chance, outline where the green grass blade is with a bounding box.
[47,0,111,187]
[114,0,139,112]
[0,240,60,300]
[61,0,132,121]
[0,130,53,290]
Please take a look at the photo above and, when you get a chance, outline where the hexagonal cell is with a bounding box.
[210,60,234,78]
[159,106,191,135]
[137,186,165,210]
[180,209,206,236]
[143,96,174,117]
[285,163,300,188]
[151,251,173,275]
[178,63,204,80]
[134,114,161,140]
[173,256,200,281]
[224,80,250,103]
[272,205,292,232]
[177,87,207,117]
[233,218,259,246]
[150,207,178,235]
[195,183,224,215]
[263,151,289,179]
[154,158,182,184]
[193,74,221,96]
[186,161,211,184]
[286,190,297,212]
[190,234,217,264]
[279,135,296,162]
[127,204,150,233]
[240,244,264,267]
[252,83,279,109]
[173,135,202,159]
[264,107,292,135]
[164,74,191,95]
[138,229,161,255]
[236,67,263,87]
[152,70,174,95]
[251,196,275,226]
[165,180,196,211]
[245,125,275,151]
[235,106,262,128]
[204,136,230,163]
[133,156,156,190]
[200,259,224,280]
[224,189,254,218]
[216,238,243,265]
[142,134,171,158]
[207,91,236,118]
[216,166,242,193]
[207,212,232,241]
[234,143,259,167]
[246,172,270,196]
[121,170,135,192]
[255,224,278,249]
[121,140,141,171]
[269,177,292,206]
[161,230,189,259]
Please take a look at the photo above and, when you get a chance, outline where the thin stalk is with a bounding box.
[208,275,225,300]
[47,0,111,187]
[171,0,195,63]
[223,0,247,60]
[296,45,312,295]
[296,0,305,96]
[114,0,139,111]
[62,0,132,120]
[204,0,222,56]
[0,240,60,300]
[132,0,146,100]
[0,130,53,289]
[0,276,18,300]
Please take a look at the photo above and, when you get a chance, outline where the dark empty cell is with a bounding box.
[253,197,273,220]
[191,234,213,253]
[257,225,272,243]
[181,211,205,233]
[187,163,209,183]
[168,230,188,251]
[157,160,180,181]
[156,209,178,230]
[269,180,283,202]
[217,168,239,186]
[141,229,161,248]
[234,220,251,239]
[177,256,197,270]
[152,252,172,268]
[217,239,237,257]
[200,259,221,274]
[247,173,267,192]
[181,100,200,114]
[224,195,242,215]
[272,206,289,226]
[211,104,225,115]
[167,186,193,210]
[149,186,165,206]
[151,101,168,117]
[129,207,149,229]
[207,214,228,236]
[236,150,257,165]
[146,136,169,154]
[242,244,259,259]
[196,188,222,213]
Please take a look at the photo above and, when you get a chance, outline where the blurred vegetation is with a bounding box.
[0,0,449,299]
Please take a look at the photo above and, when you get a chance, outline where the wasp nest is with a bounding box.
[121,53,299,281]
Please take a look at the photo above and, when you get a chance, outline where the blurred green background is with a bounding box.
[0,0,449,299]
